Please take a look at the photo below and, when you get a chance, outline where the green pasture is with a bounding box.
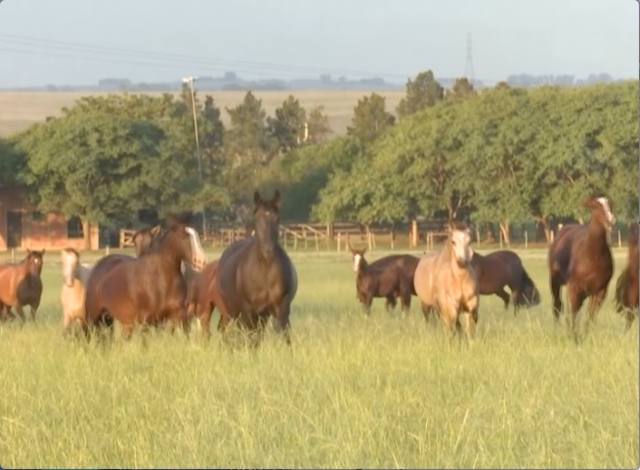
[0,248,637,468]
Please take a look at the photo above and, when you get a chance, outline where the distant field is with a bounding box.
[0,247,637,468]
[0,90,405,137]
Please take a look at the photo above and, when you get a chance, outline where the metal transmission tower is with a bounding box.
[464,33,475,85]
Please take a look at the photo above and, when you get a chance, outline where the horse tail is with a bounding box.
[515,269,541,307]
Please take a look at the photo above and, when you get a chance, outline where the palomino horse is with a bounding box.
[615,223,639,330]
[84,217,206,339]
[215,190,297,344]
[471,250,540,315]
[0,249,45,321]
[60,248,92,333]
[548,197,615,335]
[413,225,479,339]
[349,244,419,314]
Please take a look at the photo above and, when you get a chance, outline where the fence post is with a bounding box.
[499,229,503,249]
[11,248,15,263]
[524,230,528,249]
[390,229,395,250]
[337,232,341,252]
[367,231,373,251]
[105,244,110,256]
[475,227,481,249]
[618,229,622,248]
[411,219,418,248]
[315,232,319,251]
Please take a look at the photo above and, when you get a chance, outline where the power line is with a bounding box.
[0,32,409,81]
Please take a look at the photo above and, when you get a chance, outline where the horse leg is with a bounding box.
[198,301,215,340]
[567,283,586,340]
[399,286,411,314]
[385,295,397,313]
[274,301,292,345]
[421,303,435,324]
[625,309,637,332]
[15,304,26,323]
[495,288,510,311]
[550,274,563,322]
[462,296,479,341]
[584,289,606,335]
[121,322,135,341]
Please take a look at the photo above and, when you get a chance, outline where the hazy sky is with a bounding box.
[0,0,637,87]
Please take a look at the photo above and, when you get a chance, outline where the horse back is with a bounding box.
[548,225,583,277]
[0,263,25,305]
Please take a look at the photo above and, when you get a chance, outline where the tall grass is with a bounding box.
[0,249,637,468]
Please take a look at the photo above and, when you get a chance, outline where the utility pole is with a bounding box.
[636,0,639,318]
[182,76,206,235]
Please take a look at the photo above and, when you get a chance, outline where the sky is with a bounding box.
[0,0,637,87]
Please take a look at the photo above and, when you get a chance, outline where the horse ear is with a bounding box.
[583,197,598,209]
[254,191,262,206]
[272,190,281,209]
[150,225,162,236]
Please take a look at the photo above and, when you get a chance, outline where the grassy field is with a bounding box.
[0,90,405,138]
[0,247,637,468]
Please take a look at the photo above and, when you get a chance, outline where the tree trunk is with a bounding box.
[82,219,91,250]
[499,221,511,247]
[538,218,552,243]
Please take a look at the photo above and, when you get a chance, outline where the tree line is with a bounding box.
[0,70,636,246]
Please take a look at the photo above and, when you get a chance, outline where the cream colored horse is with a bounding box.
[60,248,92,333]
[413,226,479,339]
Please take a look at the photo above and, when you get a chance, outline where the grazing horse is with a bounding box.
[349,245,419,314]
[471,250,540,315]
[60,248,92,333]
[413,225,479,339]
[84,219,206,339]
[615,223,639,330]
[548,196,615,335]
[215,190,297,344]
[0,249,45,321]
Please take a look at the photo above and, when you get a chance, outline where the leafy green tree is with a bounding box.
[225,91,274,166]
[449,77,476,101]
[0,138,25,186]
[347,93,395,144]
[396,70,444,118]
[267,95,306,152]
[307,106,331,144]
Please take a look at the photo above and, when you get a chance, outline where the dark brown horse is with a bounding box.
[0,249,45,321]
[214,190,297,344]
[84,218,206,339]
[548,196,615,335]
[471,250,540,314]
[615,223,639,330]
[349,245,419,314]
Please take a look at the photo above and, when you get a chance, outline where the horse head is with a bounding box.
[584,196,615,231]
[254,190,281,259]
[26,249,45,276]
[61,248,80,287]
[447,223,473,267]
[133,225,163,256]
[348,240,367,273]
[163,215,207,272]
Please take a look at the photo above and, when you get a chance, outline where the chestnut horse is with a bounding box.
[413,225,479,339]
[190,260,221,338]
[84,219,206,339]
[548,197,615,335]
[0,249,45,321]
[471,250,540,315]
[214,190,297,344]
[349,245,419,314]
[615,223,639,330]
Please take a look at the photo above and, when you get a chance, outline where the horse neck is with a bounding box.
[586,216,608,249]
[154,240,185,273]
[358,257,368,273]
[443,243,466,274]
[76,264,92,285]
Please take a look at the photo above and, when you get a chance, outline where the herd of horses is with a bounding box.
[0,193,637,344]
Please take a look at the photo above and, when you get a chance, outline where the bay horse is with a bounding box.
[615,223,639,330]
[190,260,222,338]
[84,218,206,339]
[214,190,297,345]
[0,249,45,322]
[548,196,615,335]
[471,250,540,315]
[133,224,204,321]
[349,245,419,314]
[60,248,92,333]
[413,225,479,339]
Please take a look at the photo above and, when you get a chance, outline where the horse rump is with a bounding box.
[514,269,541,307]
